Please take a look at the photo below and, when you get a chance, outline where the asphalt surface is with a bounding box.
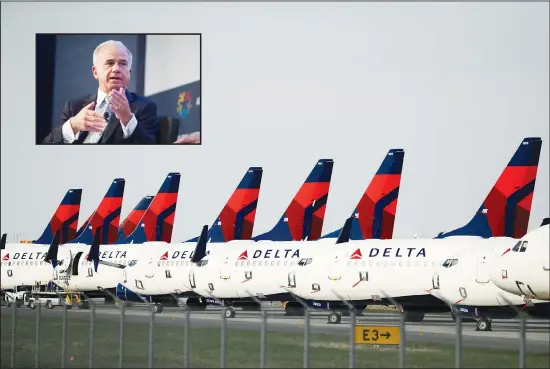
[2,303,549,354]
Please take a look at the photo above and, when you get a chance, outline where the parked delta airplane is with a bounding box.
[488,219,549,301]
[426,220,550,331]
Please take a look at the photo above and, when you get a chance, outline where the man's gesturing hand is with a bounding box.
[70,102,107,134]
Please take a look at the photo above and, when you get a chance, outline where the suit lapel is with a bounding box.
[74,94,97,144]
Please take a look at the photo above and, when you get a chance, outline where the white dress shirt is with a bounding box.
[62,88,138,143]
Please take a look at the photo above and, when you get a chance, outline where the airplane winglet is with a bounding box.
[191,225,209,263]
[336,217,353,244]
[541,218,550,227]
[45,231,60,268]
[87,226,102,273]
[0,234,6,250]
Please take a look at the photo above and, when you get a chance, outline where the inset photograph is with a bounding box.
[36,33,201,145]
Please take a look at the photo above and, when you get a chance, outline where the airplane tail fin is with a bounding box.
[253,159,334,241]
[187,167,264,243]
[322,149,405,240]
[436,137,542,239]
[70,179,126,244]
[117,196,154,240]
[44,231,60,269]
[32,189,83,245]
[1,234,6,250]
[116,173,181,244]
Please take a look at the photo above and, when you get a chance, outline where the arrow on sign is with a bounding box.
[381,332,391,339]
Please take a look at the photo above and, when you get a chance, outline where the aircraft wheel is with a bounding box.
[153,303,163,314]
[28,300,36,310]
[224,307,236,319]
[476,318,492,331]
[328,312,342,324]
[46,300,53,309]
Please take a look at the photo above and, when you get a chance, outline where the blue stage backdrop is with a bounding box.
[146,80,201,136]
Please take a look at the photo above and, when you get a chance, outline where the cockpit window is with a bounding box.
[197,260,209,267]
[128,260,138,267]
[298,258,312,266]
[442,259,458,268]
[519,241,528,252]
[512,240,522,252]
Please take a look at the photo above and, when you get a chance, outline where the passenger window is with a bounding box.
[271,261,275,266]
[235,261,238,267]
[241,261,245,267]
[284,261,288,266]
[277,261,280,266]
[247,261,251,267]
[258,261,263,267]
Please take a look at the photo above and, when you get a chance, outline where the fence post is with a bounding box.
[126,289,157,369]
[380,290,406,368]
[246,290,268,368]
[331,290,356,369]
[205,291,227,368]
[119,301,126,368]
[60,295,68,369]
[499,294,528,369]
[10,297,17,369]
[171,293,191,369]
[99,287,128,368]
[80,293,96,369]
[453,305,463,369]
[284,288,311,368]
[35,300,41,368]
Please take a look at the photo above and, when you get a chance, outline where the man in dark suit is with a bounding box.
[42,40,158,144]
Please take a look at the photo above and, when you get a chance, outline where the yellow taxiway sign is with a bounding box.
[354,325,401,345]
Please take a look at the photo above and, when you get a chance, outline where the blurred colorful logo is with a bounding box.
[176,91,193,119]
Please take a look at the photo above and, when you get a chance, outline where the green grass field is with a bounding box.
[1,312,548,368]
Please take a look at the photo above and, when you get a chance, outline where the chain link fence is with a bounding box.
[1,290,542,368]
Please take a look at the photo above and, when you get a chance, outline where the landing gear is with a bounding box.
[328,312,342,324]
[152,303,164,314]
[476,317,492,331]
[224,307,236,319]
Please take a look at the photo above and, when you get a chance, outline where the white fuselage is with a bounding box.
[1,245,55,289]
[427,238,548,307]
[288,237,518,303]
[0,242,164,292]
[187,240,315,300]
[488,225,550,301]
[120,241,218,295]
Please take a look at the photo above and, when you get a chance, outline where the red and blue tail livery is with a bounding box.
[436,137,542,239]
[116,173,181,244]
[322,149,405,240]
[32,189,83,245]
[70,179,126,245]
[117,196,154,240]
[187,167,263,243]
[253,159,334,241]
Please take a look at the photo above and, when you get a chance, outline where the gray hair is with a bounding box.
[93,40,133,69]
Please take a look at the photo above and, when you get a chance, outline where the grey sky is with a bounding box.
[1,2,548,241]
